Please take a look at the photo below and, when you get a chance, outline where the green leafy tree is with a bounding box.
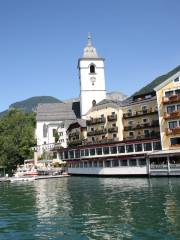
[0,109,36,172]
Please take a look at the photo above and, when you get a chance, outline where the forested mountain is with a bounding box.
[0,96,61,117]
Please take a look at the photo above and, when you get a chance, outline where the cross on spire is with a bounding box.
[87,32,92,46]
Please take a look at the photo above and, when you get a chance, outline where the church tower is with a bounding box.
[78,34,106,118]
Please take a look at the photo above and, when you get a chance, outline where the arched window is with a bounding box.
[90,64,95,74]
[92,100,96,107]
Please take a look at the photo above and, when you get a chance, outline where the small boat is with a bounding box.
[10,176,35,182]
[14,166,38,177]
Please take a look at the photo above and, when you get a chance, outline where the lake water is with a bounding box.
[0,177,180,240]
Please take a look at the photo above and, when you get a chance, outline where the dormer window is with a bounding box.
[90,64,95,74]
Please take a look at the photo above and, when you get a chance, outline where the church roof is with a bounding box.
[36,102,80,121]
[83,33,99,58]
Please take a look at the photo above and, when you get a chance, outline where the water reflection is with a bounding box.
[0,177,180,240]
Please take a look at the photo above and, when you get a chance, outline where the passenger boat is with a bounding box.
[14,166,38,177]
[54,138,180,177]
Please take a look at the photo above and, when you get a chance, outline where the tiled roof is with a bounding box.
[36,102,80,121]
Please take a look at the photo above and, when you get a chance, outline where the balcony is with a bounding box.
[87,117,106,126]
[166,127,180,136]
[69,131,79,138]
[123,109,158,119]
[162,94,180,104]
[87,128,107,136]
[164,111,180,120]
[124,131,160,140]
[108,126,118,133]
[124,120,159,131]
[107,114,117,121]
[68,139,82,147]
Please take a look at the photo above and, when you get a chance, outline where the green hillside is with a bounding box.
[0,96,61,117]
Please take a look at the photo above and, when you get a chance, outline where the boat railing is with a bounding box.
[150,164,168,169]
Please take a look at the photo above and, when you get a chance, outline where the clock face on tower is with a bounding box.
[90,76,96,86]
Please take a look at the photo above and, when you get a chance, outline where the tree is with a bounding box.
[0,109,36,172]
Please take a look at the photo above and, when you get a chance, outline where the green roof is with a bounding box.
[132,65,180,97]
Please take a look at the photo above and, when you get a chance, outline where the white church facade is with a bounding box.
[36,34,108,155]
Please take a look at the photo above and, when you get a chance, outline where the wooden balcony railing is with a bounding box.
[123,109,158,118]
[162,94,180,104]
[107,114,117,121]
[87,128,107,136]
[108,126,118,133]
[87,117,106,125]
[124,120,159,131]
[124,132,160,140]
[163,111,180,120]
[166,127,180,135]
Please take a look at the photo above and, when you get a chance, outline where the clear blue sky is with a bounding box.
[0,0,180,111]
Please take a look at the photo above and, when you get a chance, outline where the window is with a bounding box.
[80,150,84,157]
[69,150,74,159]
[144,129,150,137]
[142,106,147,110]
[129,159,137,166]
[101,114,104,118]
[165,91,173,97]
[139,159,146,166]
[110,146,117,154]
[92,137,95,142]
[129,132,134,137]
[128,120,133,125]
[144,142,152,151]
[84,162,88,168]
[90,64,95,73]
[127,109,132,116]
[112,160,119,167]
[43,124,47,138]
[90,148,95,156]
[80,162,83,168]
[167,105,176,113]
[126,144,134,153]
[103,147,110,155]
[112,112,115,115]
[53,129,56,137]
[96,148,102,155]
[175,89,180,95]
[174,77,179,82]
[153,141,161,150]
[121,160,128,166]
[112,123,116,127]
[75,150,80,158]
[94,161,98,167]
[113,134,117,138]
[105,160,111,167]
[177,104,180,110]
[91,128,94,131]
[88,161,92,167]
[143,118,148,123]
[118,145,125,153]
[168,121,177,129]
[92,100,96,107]
[85,149,89,156]
[135,143,142,152]
[99,161,103,167]
[171,137,180,146]
[64,151,68,159]
[59,132,63,136]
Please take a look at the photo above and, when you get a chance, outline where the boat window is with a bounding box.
[129,159,137,166]
[153,141,161,150]
[88,161,92,167]
[135,143,142,152]
[112,160,119,167]
[80,150,84,157]
[75,150,80,158]
[144,142,152,151]
[84,162,88,168]
[64,151,68,159]
[96,147,102,155]
[118,145,125,153]
[80,162,83,168]
[110,146,117,154]
[85,149,89,156]
[90,148,95,156]
[94,161,98,167]
[126,144,134,153]
[103,147,110,155]
[105,160,111,167]
[99,161,103,167]
[69,150,74,159]
[121,160,128,166]
[138,159,146,166]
